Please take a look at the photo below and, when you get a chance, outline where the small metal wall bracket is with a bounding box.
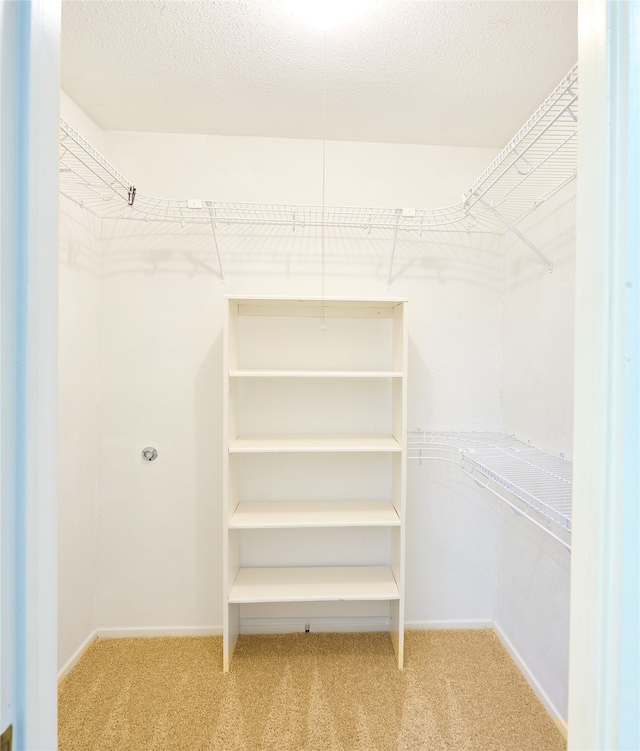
[142,446,158,462]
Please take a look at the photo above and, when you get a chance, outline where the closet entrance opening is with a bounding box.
[56,2,585,749]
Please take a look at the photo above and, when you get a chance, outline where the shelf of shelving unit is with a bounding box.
[229,370,403,378]
[223,296,407,672]
[228,567,400,604]
[59,65,577,248]
[408,431,572,549]
[229,502,401,529]
[229,436,403,453]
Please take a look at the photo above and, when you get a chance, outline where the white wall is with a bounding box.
[90,127,503,635]
[101,130,498,208]
[494,507,571,723]
[406,460,501,627]
[502,181,576,458]
[495,181,576,723]
[58,100,575,725]
[61,90,105,153]
[57,92,103,671]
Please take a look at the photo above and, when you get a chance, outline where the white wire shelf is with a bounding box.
[464,66,578,224]
[59,65,578,250]
[408,431,572,550]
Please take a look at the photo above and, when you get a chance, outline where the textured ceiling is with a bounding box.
[61,0,577,148]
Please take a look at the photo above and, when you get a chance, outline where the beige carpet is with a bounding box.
[58,630,566,751]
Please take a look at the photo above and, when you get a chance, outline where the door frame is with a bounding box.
[1,1,637,749]
[0,1,60,749]
[569,1,639,749]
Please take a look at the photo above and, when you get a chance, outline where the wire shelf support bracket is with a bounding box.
[207,202,226,282]
[475,195,554,272]
[387,208,401,287]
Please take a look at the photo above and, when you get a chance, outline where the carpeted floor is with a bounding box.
[58,629,566,751]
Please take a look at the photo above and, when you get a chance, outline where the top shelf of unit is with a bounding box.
[230,297,406,319]
[227,296,405,373]
[229,296,407,305]
[59,66,577,237]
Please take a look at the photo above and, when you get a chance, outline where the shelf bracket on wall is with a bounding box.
[387,208,401,287]
[475,194,554,273]
[207,202,226,282]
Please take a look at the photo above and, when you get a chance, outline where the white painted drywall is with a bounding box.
[61,89,105,154]
[494,506,571,722]
[502,181,576,458]
[90,127,503,634]
[406,460,501,627]
[57,92,102,672]
[496,181,576,722]
[57,100,575,725]
[101,129,497,208]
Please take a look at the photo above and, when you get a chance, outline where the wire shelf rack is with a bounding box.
[463,65,578,225]
[408,431,572,550]
[59,65,578,245]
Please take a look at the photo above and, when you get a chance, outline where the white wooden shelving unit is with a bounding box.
[223,297,407,671]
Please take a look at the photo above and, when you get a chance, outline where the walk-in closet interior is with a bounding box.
[58,0,578,744]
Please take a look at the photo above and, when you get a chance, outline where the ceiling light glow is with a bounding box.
[280,0,375,29]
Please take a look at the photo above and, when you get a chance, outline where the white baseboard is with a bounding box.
[96,626,222,639]
[93,620,491,638]
[405,619,493,630]
[58,630,98,683]
[239,617,390,634]
[239,618,493,635]
[492,622,568,739]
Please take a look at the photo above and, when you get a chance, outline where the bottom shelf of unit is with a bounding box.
[228,566,400,604]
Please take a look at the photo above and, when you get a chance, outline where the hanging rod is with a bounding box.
[59,65,578,265]
[408,430,572,550]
